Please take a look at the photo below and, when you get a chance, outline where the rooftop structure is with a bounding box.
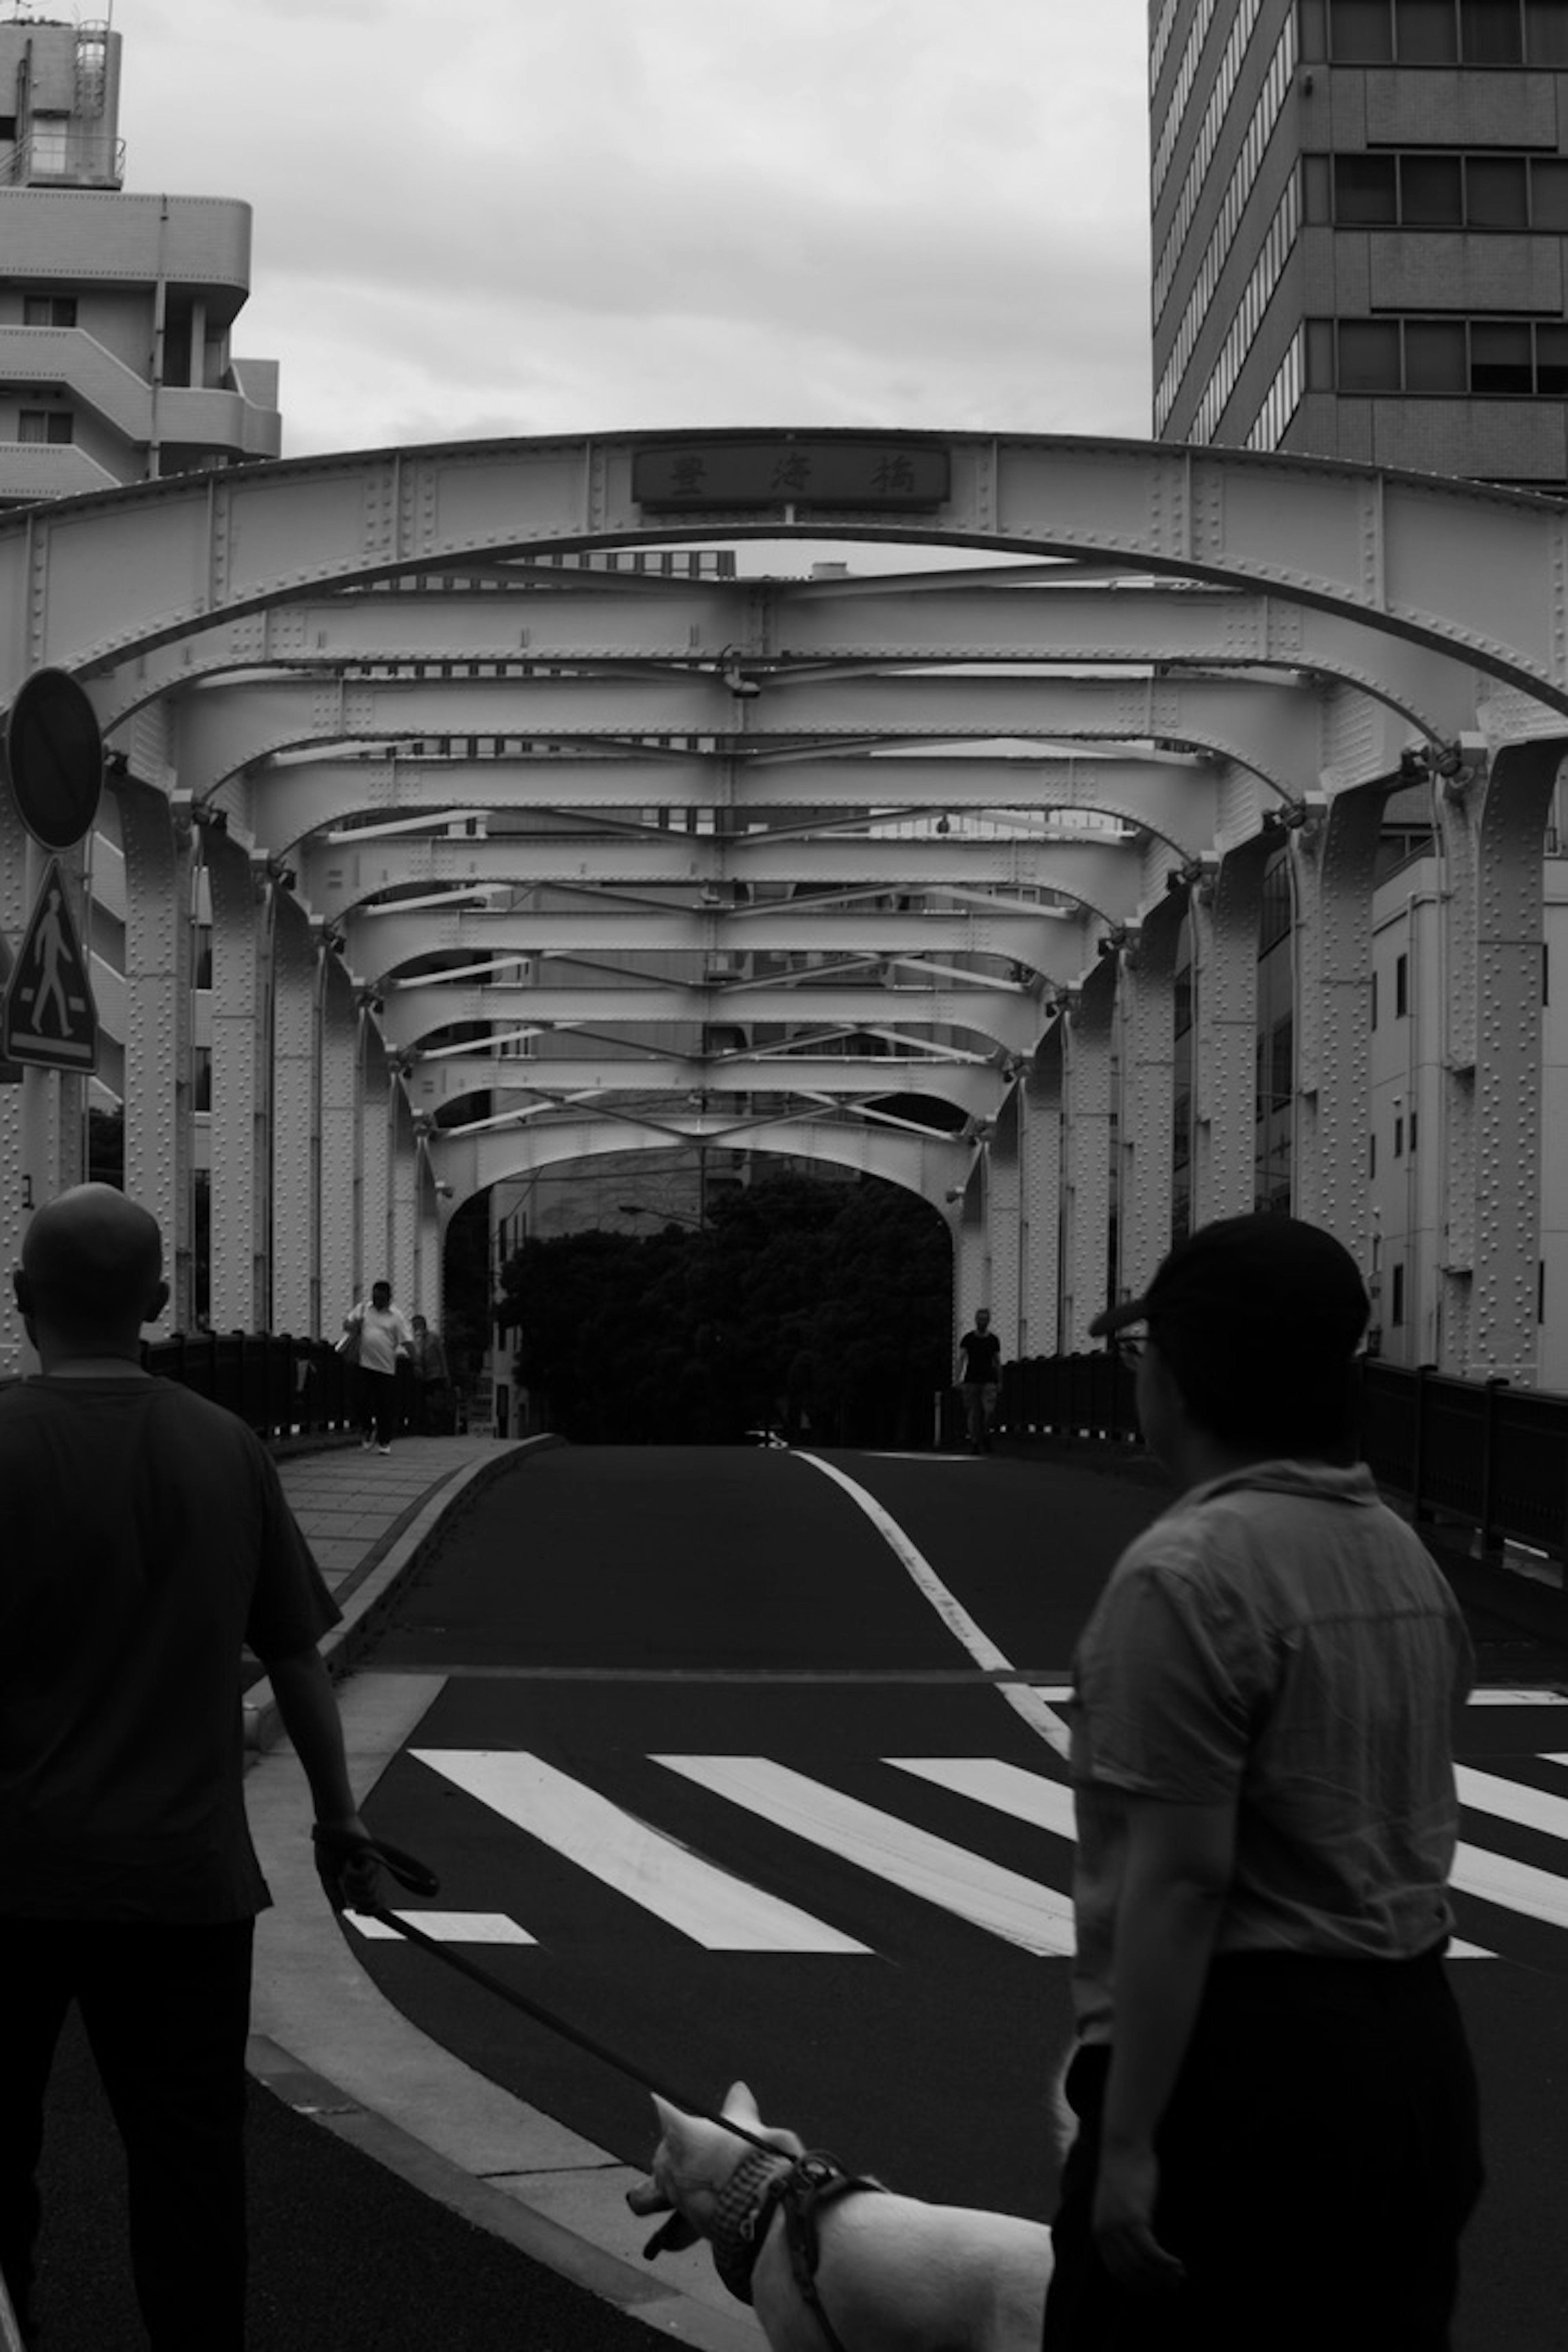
[0,12,280,504]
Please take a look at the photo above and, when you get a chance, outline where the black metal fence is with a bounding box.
[999,1352,1568,1567]
[142,1331,368,1442]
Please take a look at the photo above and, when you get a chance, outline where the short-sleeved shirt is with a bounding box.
[1067,1459,1473,2043]
[0,1375,341,1922]
[958,1328,1002,1384]
[352,1301,412,1376]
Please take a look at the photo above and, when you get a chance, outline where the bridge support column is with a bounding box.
[118,780,194,1334]
[318,953,359,1330]
[1436,739,1564,1381]
[358,1021,393,1293]
[204,831,267,1333]
[390,1094,419,1309]
[1291,787,1386,1272]
[1116,900,1183,1307]
[1019,1048,1064,1356]
[1061,962,1115,1350]
[987,1089,1022,1359]
[1189,840,1270,1225]
[272,892,318,1340]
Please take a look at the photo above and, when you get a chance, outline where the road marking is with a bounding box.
[793,1452,1072,1758]
[888,1760,1497,1959]
[654,1754,1076,1957]
[1452,1842,1568,1934]
[410,1750,869,1954]
[345,1910,536,1944]
[887,1755,1078,1840]
[1470,1689,1568,1706]
[1457,1764,1568,1844]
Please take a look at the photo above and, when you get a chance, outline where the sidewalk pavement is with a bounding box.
[244,1432,764,2352]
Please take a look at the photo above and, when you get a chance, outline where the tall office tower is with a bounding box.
[0,14,280,507]
[1152,0,1568,488]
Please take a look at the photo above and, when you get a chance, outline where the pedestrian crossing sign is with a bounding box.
[1,857,98,1071]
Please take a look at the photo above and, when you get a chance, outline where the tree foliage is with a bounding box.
[496,1172,952,1446]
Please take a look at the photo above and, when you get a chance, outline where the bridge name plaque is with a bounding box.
[632,438,951,512]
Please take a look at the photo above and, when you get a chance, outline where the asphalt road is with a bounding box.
[30,1442,1568,2350]
[354,1444,1568,2352]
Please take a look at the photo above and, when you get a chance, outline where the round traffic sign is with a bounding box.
[3,668,104,850]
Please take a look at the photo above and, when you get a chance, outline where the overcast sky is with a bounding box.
[115,0,1152,462]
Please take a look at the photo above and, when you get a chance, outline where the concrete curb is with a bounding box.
[243,1433,561,1754]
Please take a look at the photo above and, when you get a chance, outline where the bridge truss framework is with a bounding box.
[1,427,1564,1380]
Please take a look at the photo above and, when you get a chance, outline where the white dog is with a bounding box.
[626,2080,1054,2352]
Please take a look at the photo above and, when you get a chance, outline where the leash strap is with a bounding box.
[359,1902,786,2158]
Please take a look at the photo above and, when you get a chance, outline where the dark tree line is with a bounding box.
[497,1172,952,1446]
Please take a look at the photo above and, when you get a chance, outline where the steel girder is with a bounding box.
[410,1056,1001,1115]
[379,979,1043,1059]
[259,751,1221,859]
[96,577,1477,743]
[7,431,1567,706]
[170,669,1333,805]
[4,429,1562,1370]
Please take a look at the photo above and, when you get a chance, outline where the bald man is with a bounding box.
[0,1185,381,2350]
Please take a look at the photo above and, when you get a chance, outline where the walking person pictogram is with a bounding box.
[1,857,98,1070]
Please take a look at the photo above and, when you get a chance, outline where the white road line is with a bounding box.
[1452,1843,1568,1933]
[793,1452,1072,1759]
[409,1751,869,1954]
[886,1760,1498,1957]
[345,1910,536,1944]
[887,1756,1078,1841]
[1469,1689,1568,1706]
[1457,1763,1568,1844]
[655,1755,1076,1958]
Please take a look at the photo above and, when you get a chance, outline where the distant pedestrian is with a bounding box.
[408,1312,450,1433]
[956,1307,1002,1451]
[1042,1213,1482,2350]
[0,1184,388,2350]
[343,1279,412,1453]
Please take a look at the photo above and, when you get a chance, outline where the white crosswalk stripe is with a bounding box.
[655,1753,1076,1956]
[408,1748,869,1953]
[366,1739,1568,1965]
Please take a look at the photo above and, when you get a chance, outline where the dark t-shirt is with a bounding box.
[0,1376,340,1922]
[958,1328,1002,1383]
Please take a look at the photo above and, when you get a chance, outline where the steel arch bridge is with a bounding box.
[2,427,1564,1379]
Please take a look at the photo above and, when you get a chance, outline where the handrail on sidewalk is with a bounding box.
[997,1352,1568,1581]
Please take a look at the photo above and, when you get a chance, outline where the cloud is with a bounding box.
[118,0,1152,455]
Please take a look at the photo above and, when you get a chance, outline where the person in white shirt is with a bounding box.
[343,1280,412,1453]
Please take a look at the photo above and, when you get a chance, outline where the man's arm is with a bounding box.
[1094,1793,1236,2295]
[265,1645,380,1907]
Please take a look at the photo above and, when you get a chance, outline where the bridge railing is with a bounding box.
[141,1330,367,1442]
[999,1354,1568,1570]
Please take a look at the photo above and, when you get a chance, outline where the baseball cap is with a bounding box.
[1089,1213,1369,1355]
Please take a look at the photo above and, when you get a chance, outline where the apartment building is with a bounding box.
[0,13,279,505]
[1152,0,1568,485]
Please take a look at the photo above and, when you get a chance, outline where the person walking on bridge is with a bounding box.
[0,1184,385,2351]
[1043,1212,1482,2352]
[343,1277,413,1453]
[956,1305,1002,1452]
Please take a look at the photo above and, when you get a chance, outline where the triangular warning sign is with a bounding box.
[1,857,98,1071]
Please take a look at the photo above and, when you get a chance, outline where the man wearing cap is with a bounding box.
[1042,1213,1482,2350]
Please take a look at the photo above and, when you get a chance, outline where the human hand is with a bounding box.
[311,1816,385,1912]
[1092,2143,1186,2298]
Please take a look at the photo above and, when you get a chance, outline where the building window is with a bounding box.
[1467,155,1529,228]
[1336,155,1398,224]
[1391,1263,1405,1327]
[1396,952,1409,1015]
[1310,315,1568,396]
[1409,1111,1418,1152]
[17,410,72,445]
[1331,0,1395,59]
[1401,154,1464,224]
[1329,0,1568,61]
[1321,151,1566,230]
[1394,1114,1405,1158]
[1340,321,1402,392]
[1472,322,1533,394]
[1370,1132,1378,1175]
[28,115,69,173]
[22,295,77,328]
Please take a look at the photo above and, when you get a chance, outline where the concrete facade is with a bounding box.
[1153,0,1568,487]
[0,16,279,504]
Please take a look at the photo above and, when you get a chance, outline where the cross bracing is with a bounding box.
[2,429,1564,1376]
